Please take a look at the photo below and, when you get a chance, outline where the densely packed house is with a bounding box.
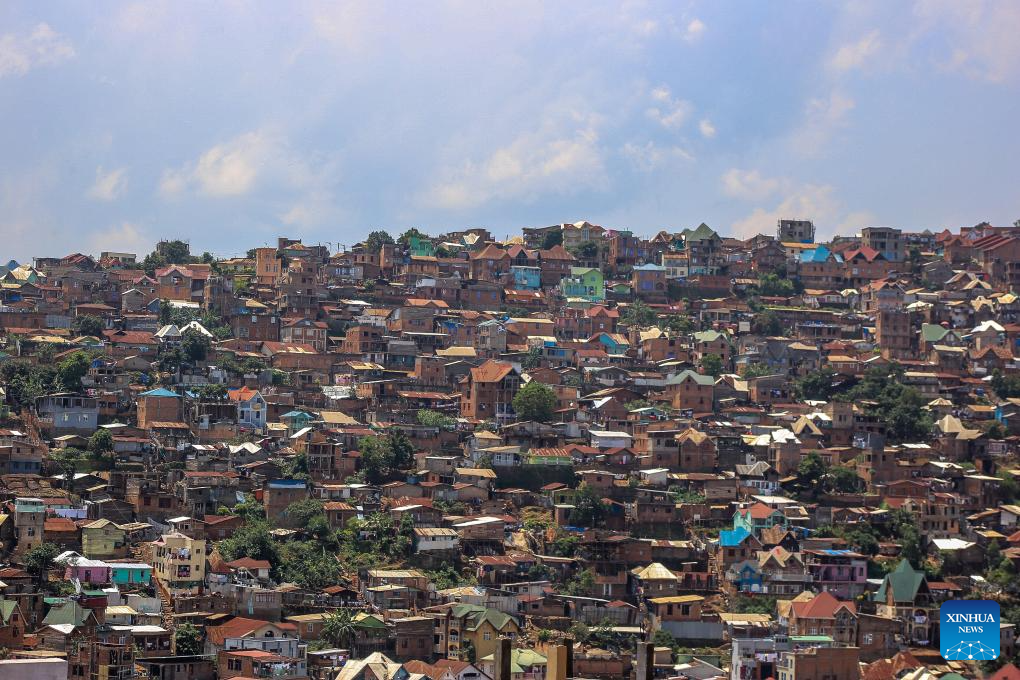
[0,220,1018,679]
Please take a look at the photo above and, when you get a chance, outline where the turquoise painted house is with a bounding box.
[408,235,436,258]
[589,331,629,354]
[110,563,153,586]
[732,502,788,535]
[510,266,542,291]
[561,267,605,302]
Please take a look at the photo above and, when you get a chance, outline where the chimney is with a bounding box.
[495,637,512,680]
[634,641,653,680]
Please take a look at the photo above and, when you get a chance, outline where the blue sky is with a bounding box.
[1,0,1019,260]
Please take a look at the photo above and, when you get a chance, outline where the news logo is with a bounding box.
[940,600,1000,661]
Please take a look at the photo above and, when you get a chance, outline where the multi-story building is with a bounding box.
[861,226,904,262]
[151,532,207,595]
[777,219,816,244]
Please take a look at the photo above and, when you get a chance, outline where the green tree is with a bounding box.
[796,452,828,499]
[756,273,795,297]
[512,381,557,422]
[218,521,280,569]
[562,568,595,596]
[651,629,676,650]
[568,485,606,528]
[848,363,933,443]
[742,363,772,379]
[73,315,104,338]
[221,493,264,522]
[24,543,60,585]
[321,609,358,649]
[182,329,211,362]
[387,429,415,470]
[399,228,426,244]
[550,533,581,558]
[730,595,777,615]
[358,435,394,484]
[283,499,326,527]
[521,346,543,369]
[569,241,598,260]
[89,428,113,455]
[660,314,695,334]
[699,353,724,377]
[795,368,842,401]
[364,230,395,254]
[174,622,203,655]
[196,384,227,401]
[57,351,91,391]
[159,240,192,264]
[416,409,455,430]
[542,230,563,249]
[827,465,864,494]
[751,309,783,336]
[622,300,656,327]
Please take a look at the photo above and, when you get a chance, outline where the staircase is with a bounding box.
[155,578,175,631]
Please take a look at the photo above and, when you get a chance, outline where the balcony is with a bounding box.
[769,573,813,582]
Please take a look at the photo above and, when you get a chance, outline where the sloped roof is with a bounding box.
[470,359,515,383]
[633,562,676,581]
[874,559,927,604]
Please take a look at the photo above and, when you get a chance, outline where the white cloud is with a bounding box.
[158,169,187,198]
[698,118,717,138]
[87,166,128,202]
[620,141,693,171]
[159,131,280,198]
[158,130,343,225]
[425,119,607,210]
[192,131,271,196]
[729,180,875,239]
[913,0,1020,83]
[87,222,151,256]
[829,29,881,71]
[721,169,782,202]
[0,23,75,78]
[646,85,693,131]
[790,90,856,157]
[683,18,706,42]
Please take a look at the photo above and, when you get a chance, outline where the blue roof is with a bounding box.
[799,245,843,264]
[140,388,179,398]
[268,478,307,488]
[719,527,751,547]
[281,410,312,419]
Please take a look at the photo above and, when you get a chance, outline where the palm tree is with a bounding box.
[321,608,358,652]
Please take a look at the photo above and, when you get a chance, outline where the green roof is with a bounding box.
[0,600,17,625]
[790,635,833,643]
[353,612,386,629]
[920,323,951,343]
[42,601,92,627]
[451,604,517,632]
[874,559,927,604]
[140,387,179,398]
[693,330,729,344]
[667,369,716,386]
[480,648,547,673]
[682,223,719,242]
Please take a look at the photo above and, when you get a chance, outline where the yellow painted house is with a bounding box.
[81,519,127,559]
[151,532,206,595]
[441,604,519,661]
